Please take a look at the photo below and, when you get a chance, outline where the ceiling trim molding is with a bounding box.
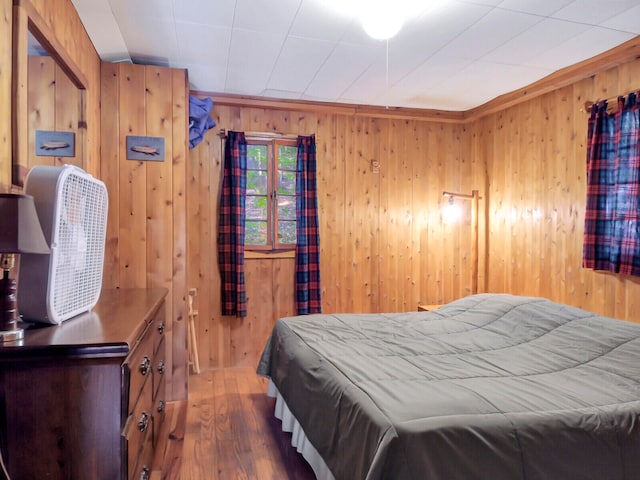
[192,35,640,124]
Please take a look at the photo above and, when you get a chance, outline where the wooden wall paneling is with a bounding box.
[438,124,461,302]
[100,62,120,289]
[347,117,381,313]
[0,0,11,191]
[523,98,542,298]
[571,77,592,308]
[379,119,413,312]
[407,121,425,307]
[54,62,82,167]
[413,122,433,305]
[239,259,273,367]
[272,258,296,320]
[118,63,147,288]
[171,68,188,400]
[319,114,346,313]
[144,65,175,398]
[489,113,511,292]
[27,56,54,169]
[186,127,204,365]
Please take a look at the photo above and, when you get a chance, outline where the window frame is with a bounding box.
[244,136,297,252]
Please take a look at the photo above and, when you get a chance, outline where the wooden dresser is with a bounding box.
[0,288,167,480]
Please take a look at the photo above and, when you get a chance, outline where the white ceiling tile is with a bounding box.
[289,0,352,41]
[394,55,472,93]
[172,0,236,26]
[304,41,379,99]
[267,36,335,93]
[339,60,399,106]
[175,23,231,66]
[483,18,591,65]
[525,26,636,70]
[601,4,640,35]
[386,2,492,82]
[225,29,285,94]
[496,0,575,16]
[108,0,174,21]
[233,0,302,34]
[551,0,640,25]
[434,8,543,61]
[185,63,227,92]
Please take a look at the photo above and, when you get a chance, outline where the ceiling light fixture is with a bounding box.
[320,0,445,40]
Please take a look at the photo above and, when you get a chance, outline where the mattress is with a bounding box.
[257,294,640,480]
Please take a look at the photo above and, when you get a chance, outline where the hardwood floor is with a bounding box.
[154,368,317,480]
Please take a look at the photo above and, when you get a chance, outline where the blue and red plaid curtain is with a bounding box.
[218,131,248,316]
[295,135,322,314]
[583,93,640,276]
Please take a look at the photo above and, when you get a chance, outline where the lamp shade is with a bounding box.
[0,194,50,254]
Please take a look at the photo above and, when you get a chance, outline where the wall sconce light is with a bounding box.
[0,194,50,342]
[442,190,480,295]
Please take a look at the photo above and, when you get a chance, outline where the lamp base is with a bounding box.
[0,267,21,343]
[0,326,23,343]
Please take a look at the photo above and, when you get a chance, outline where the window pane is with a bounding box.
[278,195,296,220]
[247,170,267,195]
[278,220,297,245]
[278,171,296,195]
[245,220,267,245]
[247,145,268,170]
[246,195,267,220]
[278,145,297,171]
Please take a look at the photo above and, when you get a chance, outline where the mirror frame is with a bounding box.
[12,1,88,188]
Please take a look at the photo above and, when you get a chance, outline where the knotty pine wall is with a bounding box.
[472,55,640,322]
[188,109,486,368]
[100,62,189,401]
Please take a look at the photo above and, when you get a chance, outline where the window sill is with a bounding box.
[245,250,295,259]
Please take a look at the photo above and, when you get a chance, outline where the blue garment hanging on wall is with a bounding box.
[188,95,216,149]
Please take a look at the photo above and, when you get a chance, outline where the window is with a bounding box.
[245,138,297,250]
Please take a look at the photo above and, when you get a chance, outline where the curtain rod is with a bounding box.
[218,128,304,140]
[582,88,640,114]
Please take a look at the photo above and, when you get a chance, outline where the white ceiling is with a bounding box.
[71,0,640,111]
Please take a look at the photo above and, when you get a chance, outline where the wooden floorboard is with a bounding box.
[155,368,316,480]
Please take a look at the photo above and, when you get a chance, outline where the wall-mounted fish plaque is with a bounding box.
[35,130,75,157]
[126,136,165,161]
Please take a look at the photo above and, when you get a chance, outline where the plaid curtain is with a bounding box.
[583,93,640,276]
[218,131,248,316]
[295,135,322,314]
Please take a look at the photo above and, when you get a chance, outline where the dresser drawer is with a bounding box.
[124,322,154,415]
[122,374,153,480]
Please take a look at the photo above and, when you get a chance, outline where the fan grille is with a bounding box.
[50,170,108,320]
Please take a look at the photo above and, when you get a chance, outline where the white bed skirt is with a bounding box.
[267,380,336,480]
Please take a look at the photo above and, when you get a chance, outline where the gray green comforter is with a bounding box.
[257,294,640,479]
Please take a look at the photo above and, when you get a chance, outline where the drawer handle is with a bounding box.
[137,411,150,432]
[157,321,165,335]
[139,356,151,376]
[157,400,165,413]
[157,360,165,375]
[139,466,150,480]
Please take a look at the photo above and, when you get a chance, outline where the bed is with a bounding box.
[256,293,640,480]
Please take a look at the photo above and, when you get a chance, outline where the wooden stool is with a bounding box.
[187,288,201,374]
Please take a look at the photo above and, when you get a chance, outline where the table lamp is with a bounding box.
[0,193,50,342]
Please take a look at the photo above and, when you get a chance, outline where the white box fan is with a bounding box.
[18,165,108,324]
